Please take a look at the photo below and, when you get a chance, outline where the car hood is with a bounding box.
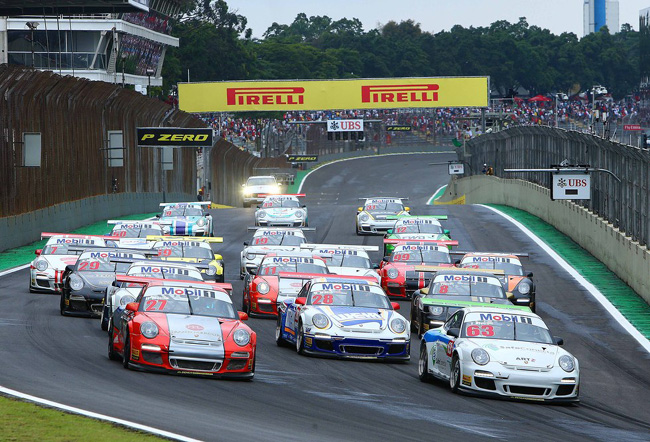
[329,267,380,283]
[165,314,224,344]
[365,211,397,220]
[315,306,391,331]
[43,255,78,269]
[423,295,510,305]
[247,185,277,193]
[244,245,300,254]
[475,339,558,369]
[263,208,299,217]
[79,272,116,289]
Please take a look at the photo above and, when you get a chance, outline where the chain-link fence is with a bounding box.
[460,125,650,246]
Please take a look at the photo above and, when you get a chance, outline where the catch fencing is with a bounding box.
[0,64,198,218]
[461,126,650,246]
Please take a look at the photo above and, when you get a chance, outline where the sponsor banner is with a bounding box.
[136,127,213,147]
[623,124,642,131]
[448,162,464,175]
[386,125,412,131]
[178,77,489,112]
[551,173,591,200]
[286,155,318,162]
[327,119,363,132]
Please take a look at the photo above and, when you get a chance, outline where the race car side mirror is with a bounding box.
[112,280,119,287]
[391,302,400,311]
[155,214,160,218]
[125,302,138,312]
[249,268,257,275]
[256,205,260,208]
[357,207,363,212]
[382,257,389,262]
[302,205,306,208]
[527,272,534,278]
[554,336,564,346]
[238,312,249,321]
[444,229,450,235]
[447,328,460,338]
[420,287,429,295]
[243,242,248,246]
[35,249,42,256]
[241,183,246,187]
[454,259,461,265]
[373,264,379,269]
[387,229,393,234]
[65,265,74,272]
[295,297,306,305]
[405,207,410,212]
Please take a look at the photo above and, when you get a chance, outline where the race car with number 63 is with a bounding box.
[418,307,579,402]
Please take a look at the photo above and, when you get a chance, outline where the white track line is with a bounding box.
[0,386,202,441]
[297,151,454,193]
[426,185,447,205]
[479,204,650,354]
[0,264,30,277]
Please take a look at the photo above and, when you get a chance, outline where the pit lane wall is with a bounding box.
[437,175,650,304]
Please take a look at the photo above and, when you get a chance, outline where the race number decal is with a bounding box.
[394,253,411,261]
[145,299,167,311]
[466,325,494,337]
[311,294,334,305]
[253,237,269,245]
[396,226,407,233]
[261,267,277,275]
[158,249,172,257]
[438,284,448,294]
[79,261,100,271]
[365,205,376,210]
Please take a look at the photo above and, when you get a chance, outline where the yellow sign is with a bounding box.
[179,77,489,112]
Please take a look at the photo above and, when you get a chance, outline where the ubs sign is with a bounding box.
[552,173,591,200]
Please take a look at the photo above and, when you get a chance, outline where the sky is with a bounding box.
[227,0,650,38]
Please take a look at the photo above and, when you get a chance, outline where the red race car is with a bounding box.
[379,239,457,298]
[243,252,329,317]
[109,276,256,379]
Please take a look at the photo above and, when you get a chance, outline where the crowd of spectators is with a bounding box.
[122,12,172,34]
[120,35,164,76]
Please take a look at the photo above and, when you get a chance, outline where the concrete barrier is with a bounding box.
[0,192,193,252]
[437,175,650,303]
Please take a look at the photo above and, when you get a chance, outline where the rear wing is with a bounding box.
[107,220,160,226]
[386,215,447,221]
[258,193,306,198]
[300,243,378,252]
[146,235,223,243]
[115,275,232,294]
[450,251,529,258]
[358,197,409,201]
[109,257,211,272]
[247,226,315,231]
[41,232,121,241]
[67,246,158,256]
[159,202,212,207]
[420,267,506,276]
[384,238,458,247]
[413,265,457,272]
[277,272,331,280]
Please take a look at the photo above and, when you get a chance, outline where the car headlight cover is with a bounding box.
[257,281,270,294]
[35,259,48,271]
[390,318,407,334]
[517,281,531,294]
[295,210,303,218]
[359,213,369,222]
[141,321,159,339]
[471,348,490,365]
[559,355,575,372]
[233,329,250,346]
[387,268,399,279]
[258,210,266,218]
[246,252,256,260]
[207,265,217,276]
[312,313,329,329]
[243,187,251,195]
[69,274,84,291]
[119,295,136,306]
[429,306,444,316]
[196,218,205,227]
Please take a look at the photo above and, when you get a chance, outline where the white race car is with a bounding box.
[157,202,213,236]
[300,243,381,284]
[418,306,579,402]
[356,197,410,235]
[242,175,282,207]
[107,220,163,239]
[30,233,111,293]
[255,194,308,227]
[240,227,311,278]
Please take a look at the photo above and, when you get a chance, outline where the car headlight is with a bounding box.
[429,306,444,316]
[141,321,158,339]
[312,313,329,329]
[196,218,205,227]
[35,259,48,271]
[389,318,407,334]
[559,355,575,372]
[246,252,255,260]
[517,281,531,294]
[387,268,399,279]
[207,265,217,276]
[471,348,490,365]
[258,210,266,218]
[359,213,369,222]
[295,210,303,218]
[257,281,270,294]
[233,329,250,346]
[243,187,251,195]
[69,274,84,291]
[119,295,136,306]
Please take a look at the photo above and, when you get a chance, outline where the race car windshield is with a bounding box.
[140,289,237,319]
[365,202,403,212]
[325,254,372,269]
[394,224,443,234]
[461,261,524,276]
[390,250,451,264]
[185,208,203,216]
[183,247,213,260]
[307,284,390,308]
[188,296,237,319]
[248,177,276,186]
[112,226,161,238]
[76,257,119,272]
[461,320,553,344]
[263,199,300,208]
[43,244,73,255]
[429,279,505,298]
[127,266,202,281]
[258,260,327,275]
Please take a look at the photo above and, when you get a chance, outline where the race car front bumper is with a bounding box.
[357,220,395,234]
[63,290,105,317]
[303,335,410,361]
[30,268,63,292]
[383,282,409,298]
[257,219,305,227]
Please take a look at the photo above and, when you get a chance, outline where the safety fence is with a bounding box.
[0,64,198,218]
[461,126,650,246]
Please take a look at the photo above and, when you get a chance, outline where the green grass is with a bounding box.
[0,395,164,441]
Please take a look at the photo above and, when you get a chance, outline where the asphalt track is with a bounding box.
[1,152,649,441]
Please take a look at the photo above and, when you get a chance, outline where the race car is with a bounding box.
[100,259,210,332]
[60,248,149,317]
[457,252,536,311]
[109,276,255,379]
[418,307,579,403]
[379,240,457,298]
[30,233,115,293]
[107,220,163,238]
[300,243,381,284]
[356,197,410,235]
[275,277,410,361]
[383,215,451,255]
[152,239,224,282]
[242,175,282,207]
[240,227,311,278]
[242,252,329,317]
[157,202,213,236]
[254,194,308,227]
[410,269,531,337]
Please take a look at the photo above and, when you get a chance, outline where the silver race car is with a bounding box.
[254,194,308,227]
[356,197,410,235]
[240,227,312,278]
[300,243,381,284]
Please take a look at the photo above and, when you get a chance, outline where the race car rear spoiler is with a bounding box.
[146,235,223,243]
[277,273,376,284]
[107,220,160,226]
[449,251,529,258]
[115,275,232,294]
[67,246,159,256]
[416,266,506,276]
[258,193,306,198]
[384,238,458,247]
[300,243,379,252]
[358,197,409,200]
[41,232,122,241]
[109,258,212,272]
[385,215,447,220]
[159,202,212,207]
[247,227,315,231]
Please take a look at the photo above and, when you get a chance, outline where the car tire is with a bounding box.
[296,321,305,355]
[275,315,288,347]
[59,294,68,316]
[100,308,109,331]
[418,343,433,383]
[122,333,131,369]
[28,284,37,293]
[108,328,120,361]
[417,314,425,339]
[450,354,461,393]
[242,293,251,315]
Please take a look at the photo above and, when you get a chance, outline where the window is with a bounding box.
[23,133,41,167]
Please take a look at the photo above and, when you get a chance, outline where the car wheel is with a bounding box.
[410,303,418,332]
[418,343,433,382]
[59,294,68,316]
[242,293,251,315]
[417,315,425,339]
[450,354,461,393]
[100,301,110,331]
[108,328,120,361]
[296,321,305,355]
[275,315,288,347]
[28,284,37,293]
[122,333,132,369]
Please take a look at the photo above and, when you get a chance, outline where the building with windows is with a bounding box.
[0,0,183,89]
[583,0,619,35]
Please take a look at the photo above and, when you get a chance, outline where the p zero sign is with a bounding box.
[552,173,591,200]
[136,128,213,147]
[178,77,489,112]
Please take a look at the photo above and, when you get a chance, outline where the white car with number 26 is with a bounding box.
[419,307,579,403]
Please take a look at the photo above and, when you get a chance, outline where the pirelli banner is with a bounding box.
[178,77,489,112]
[136,127,213,147]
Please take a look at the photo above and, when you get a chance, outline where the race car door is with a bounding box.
[435,311,464,379]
